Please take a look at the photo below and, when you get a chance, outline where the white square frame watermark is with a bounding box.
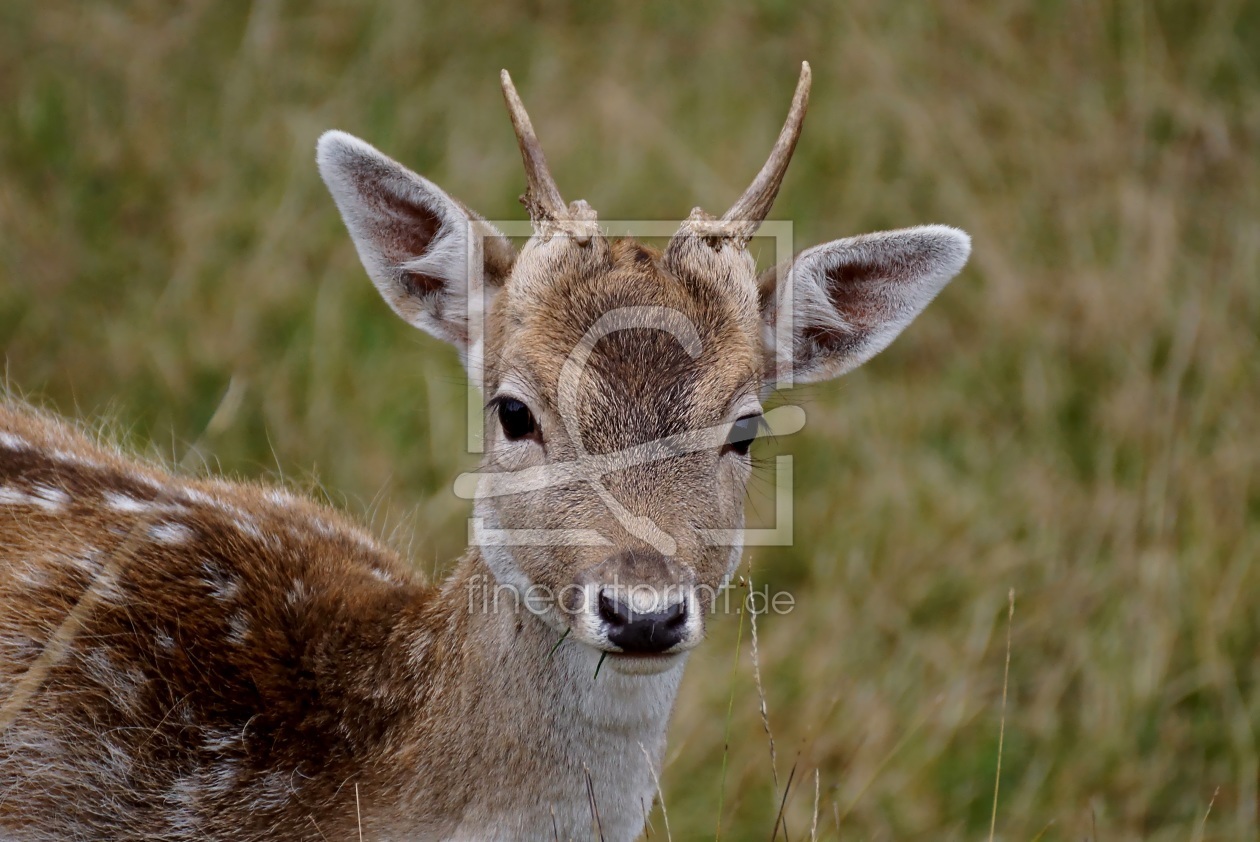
[457,219,799,548]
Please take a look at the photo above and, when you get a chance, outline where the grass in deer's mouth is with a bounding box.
[548,627,571,660]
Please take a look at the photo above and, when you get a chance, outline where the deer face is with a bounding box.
[317,64,970,673]
[475,235,762,668]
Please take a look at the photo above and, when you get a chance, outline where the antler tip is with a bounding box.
[498,68,569,226]
[711,62,813,238]
[795,62,812,102]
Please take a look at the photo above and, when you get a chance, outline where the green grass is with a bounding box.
[3,1,1259,838]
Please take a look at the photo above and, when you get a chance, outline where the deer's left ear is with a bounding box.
[759,225,971,384]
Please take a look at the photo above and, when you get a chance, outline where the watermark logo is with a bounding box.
[464,573,797,618]
[456,219,803,551]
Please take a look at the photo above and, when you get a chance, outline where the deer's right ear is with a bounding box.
[316,130,515,354]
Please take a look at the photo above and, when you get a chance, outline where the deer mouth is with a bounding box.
[604,650,687,676]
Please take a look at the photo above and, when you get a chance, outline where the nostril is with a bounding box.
[598,590,629,628]
[604,599,689,655]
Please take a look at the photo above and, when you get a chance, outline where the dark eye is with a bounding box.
[497,398,539,442]
[724,414,762,456]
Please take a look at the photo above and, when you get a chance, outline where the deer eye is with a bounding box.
[496,398,539,442]
[724,414,763,456]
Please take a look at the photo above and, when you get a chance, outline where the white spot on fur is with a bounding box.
[0,484,66,512]
[227,611,250,645]
[233,516,263,540]
[265,489,299,508]
[207,758,241,796]
[0,487,27,506]
[202,730,241,754]
[164,774,205,836]
[32,484,69,507]
[104,491,151,513]
[370,567,402,585]
[0,432,29,451]
[50,447,106,470]
[154,629,176,651]
[91,566,125,604]
[250,770,295,811]
[199,562,239,602]
[286,579,310,607]
[180,487,217,508]
[149,522,193,545]
[81,645,148,712]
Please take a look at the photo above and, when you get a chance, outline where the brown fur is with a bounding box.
[0,403,433,838]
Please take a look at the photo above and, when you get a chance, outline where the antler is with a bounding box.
[500,69,570,226]
[674,62,812,248]
[721,61,811,240]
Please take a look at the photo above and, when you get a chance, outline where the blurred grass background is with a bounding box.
[2,1,1259,839]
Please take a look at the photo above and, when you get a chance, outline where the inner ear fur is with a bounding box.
[317,130,515,350]
[759,225,971,384]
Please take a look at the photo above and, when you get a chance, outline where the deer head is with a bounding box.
[316,63,970,676]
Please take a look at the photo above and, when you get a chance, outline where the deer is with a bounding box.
[0,63,969,840]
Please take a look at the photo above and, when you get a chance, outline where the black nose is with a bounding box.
[598,590,688,654]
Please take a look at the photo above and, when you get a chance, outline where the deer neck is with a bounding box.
[377,550,685,839]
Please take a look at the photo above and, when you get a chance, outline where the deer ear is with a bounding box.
[316,130,515,356]
[759,225,970,384]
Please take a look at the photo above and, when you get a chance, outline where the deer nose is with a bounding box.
[597,589,688,654]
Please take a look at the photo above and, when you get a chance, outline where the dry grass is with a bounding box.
[2,1,1258,839]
